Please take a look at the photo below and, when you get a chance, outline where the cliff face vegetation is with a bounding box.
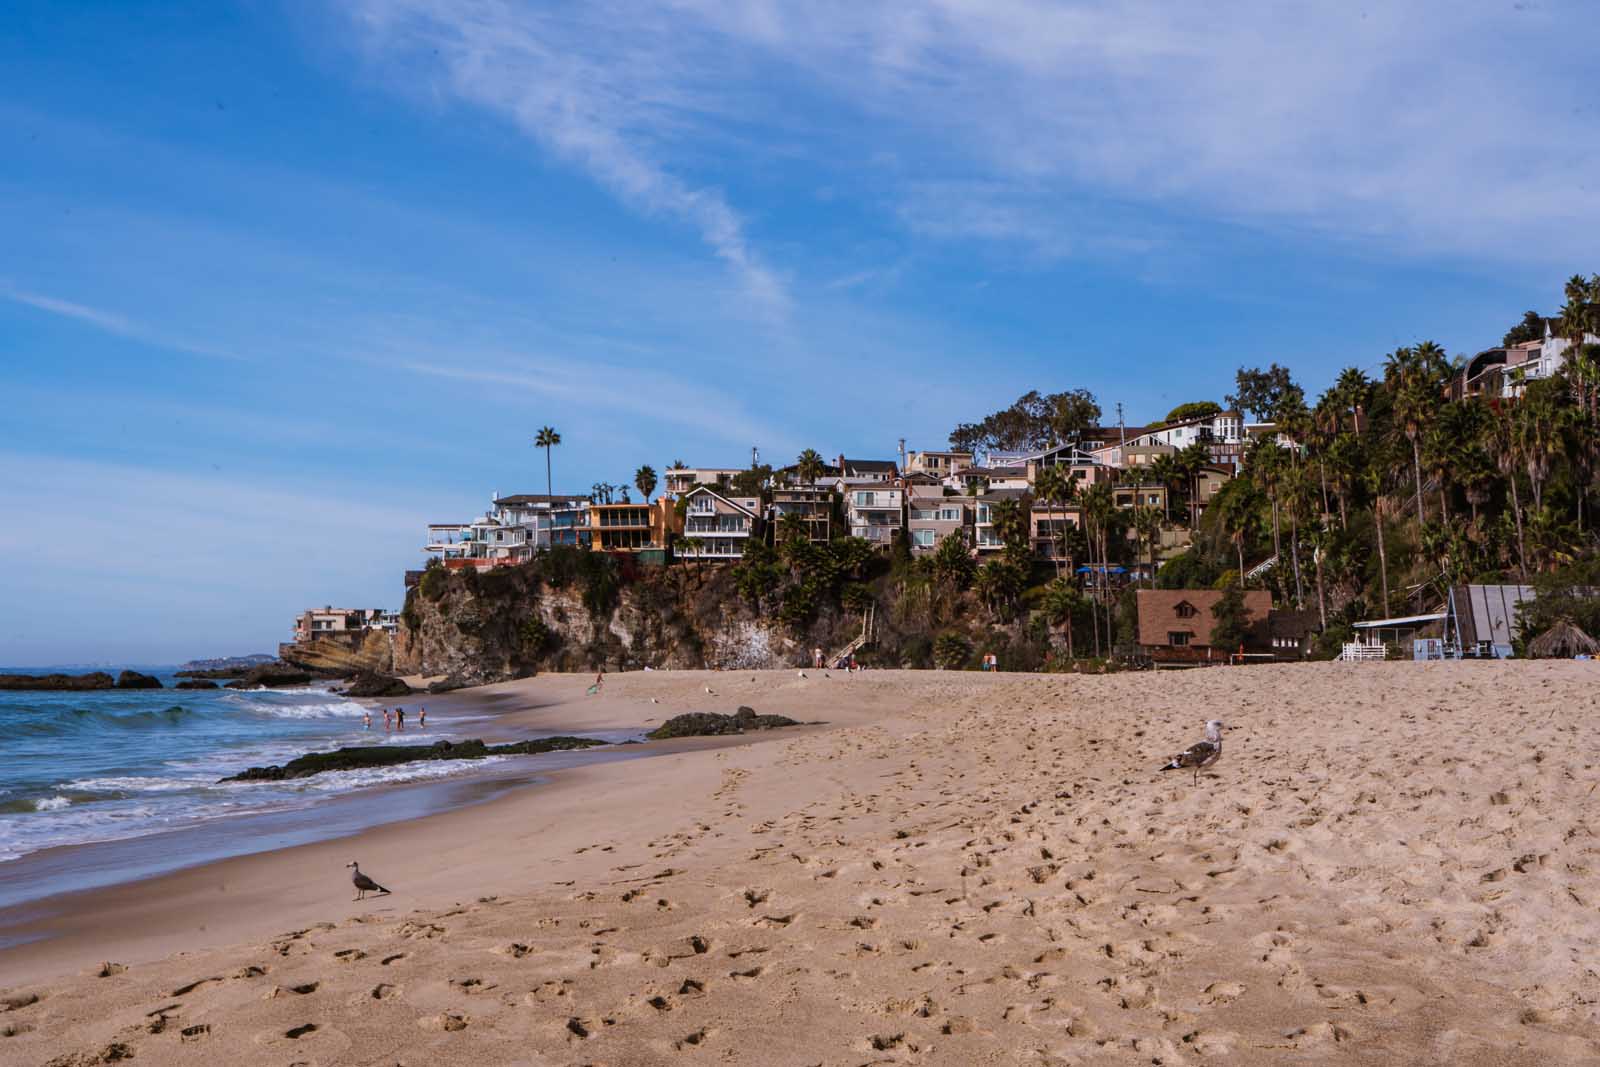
[390,542,1064,685]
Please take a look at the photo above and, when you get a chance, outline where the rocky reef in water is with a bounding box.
[646,707,802,740]
[338,670,414,698]
[223,664,315,689]
[221,735,609,782]
[0,672,117,691]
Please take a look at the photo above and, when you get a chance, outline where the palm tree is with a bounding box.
[1385,345,1435,527]
[1219,485,1258,582]
[635,465,658,503]
[1325,432,1361,529]
[1132,505,1163,587]
[1334,367,1372,434]
[534,426,561,499]
[796,449,826,486]
[1033,466,1073,574]
[1176,441,1210,529]
[1363,464,1393,612]
[1038,577,1083,662]
[1489,403,1529,581]
[1148,453,1181,523]
[1079,482,1115,657]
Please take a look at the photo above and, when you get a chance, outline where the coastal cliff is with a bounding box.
[391,545,1051,685]
[392,553,865,683]
[277,630,395,675]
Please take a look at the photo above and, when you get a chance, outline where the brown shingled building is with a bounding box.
[1136,589,1273,657]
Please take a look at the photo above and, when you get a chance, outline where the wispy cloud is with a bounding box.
[340,0,1596,269]
[347,0,790,320]
[1,282,251,362]
[2,284,137,335]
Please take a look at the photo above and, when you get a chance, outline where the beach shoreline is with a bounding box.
[4,663,1598,1065]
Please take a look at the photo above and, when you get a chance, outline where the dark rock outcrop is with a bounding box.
[114,670,163,689]
[221,735,608,782]
[175,679,220,690]
[340,670,413,698]
[427,675,469,694]
[175,666,252,679]
[646,707,801,740]
[0,672,115,691]
[224,664,315,689]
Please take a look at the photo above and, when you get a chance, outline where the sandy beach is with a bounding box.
[3,663,1599,1065]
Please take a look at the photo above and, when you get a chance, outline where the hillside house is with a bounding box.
[591,499,675,553]
[843,480,904,546]
[907,487,969,555]
[678,487,761,560]
[664,465,745,495]
[904,450,974,478]
[293,607,395,641]
[973,489,1029,554]
[768,484,835,544]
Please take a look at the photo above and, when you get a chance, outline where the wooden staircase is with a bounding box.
[828,603,876,667]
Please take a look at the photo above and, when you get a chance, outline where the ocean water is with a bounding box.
[0,668,499,865]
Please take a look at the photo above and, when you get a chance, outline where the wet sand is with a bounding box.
[3,664,1599,1065]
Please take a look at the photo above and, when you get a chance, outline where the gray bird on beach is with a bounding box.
[1160,720,1226,785]
[347,861,390,900]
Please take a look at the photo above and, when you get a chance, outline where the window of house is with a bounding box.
[1174,601,1198,618]
[914,529,935,547]
[1168,632,1192,646]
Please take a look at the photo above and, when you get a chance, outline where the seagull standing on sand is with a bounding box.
[1160,720,1226,785]
[347,861,391,901]
[705,685,716,696]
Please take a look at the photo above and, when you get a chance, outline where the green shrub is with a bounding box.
[934,631,971,669]
[420,566,450,602]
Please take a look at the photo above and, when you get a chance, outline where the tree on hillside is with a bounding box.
[634,465,657,502]
[1038,577,1085,660]
[795,449,826,485]
[535,426,562,499]
[1503,310,1546,347]
[949,389,1101,453]
[1226,364,1302,422]
[1210,581,1250,655]
[1164,401,1222,423]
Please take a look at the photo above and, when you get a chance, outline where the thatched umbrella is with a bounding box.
[1528,619,1599,659]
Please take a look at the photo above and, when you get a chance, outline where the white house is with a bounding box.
[841,479,904,545]
[678,487,761,560]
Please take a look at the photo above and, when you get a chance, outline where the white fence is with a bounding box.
[1340,642,1387,661]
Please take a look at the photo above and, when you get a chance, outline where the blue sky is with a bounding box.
[2,1,1593,664]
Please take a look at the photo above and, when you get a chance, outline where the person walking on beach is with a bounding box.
[383,707,392,732]
[396,707,405,730]
[589,670,604,695]
[418,707,426,729]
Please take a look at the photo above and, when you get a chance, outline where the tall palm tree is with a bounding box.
[1033,466,1071,574]
[1489,403,1529,581]
[535,426,561,499]
[1176,441,1210,529]
[1219,485,1258,583]
[1148,453,1181,522]
[1080,482,1115,657]
[1038,577,1082,662]
[1385,345,1435,527]
[1132,505,1163,588]
[1334,367,1372,433]
[796,449,825,486]
[1325,432,1361,529]
[634,465,658,503]
[1363,465,1393,613]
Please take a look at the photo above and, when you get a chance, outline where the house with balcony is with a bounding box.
[492,493,593,548]
[1497,321,1599,398]
[768,484,835,544]
[944,464,1031,494]
[293,607,394,642]
[591,499,673,553]
[664,466,746,496]
[1029,499,1083,563]
[1022,444,1114,484]
[906,486,969,555]
[678,487,761,560]
[972,489,1030,554]
[842,480,904,546]
[904,450,974,479]
[424,514,532,570]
